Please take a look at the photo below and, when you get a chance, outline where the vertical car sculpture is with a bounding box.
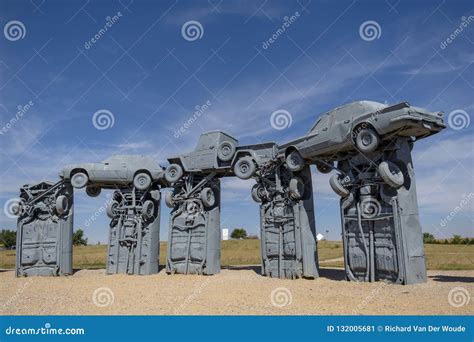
[14,181,74,276]
[106,188,162,275]
[59,155,166,275]
[278,101,445,284]
[252,164,319,279]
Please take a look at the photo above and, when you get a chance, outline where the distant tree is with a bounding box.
[462,237,471,245]
[73,229,88,246]
[423,232,436,244]
[231,228,247,239]
[0,229,16,249]
[246,234,259,239]
[451,235,463,244]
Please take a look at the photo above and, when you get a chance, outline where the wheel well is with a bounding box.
[233,151,253,164]
[352,122,379,143]
[285,146,297,158]
[134,169,151,178]
[71,168,88,178]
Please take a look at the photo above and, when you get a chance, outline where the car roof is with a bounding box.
[103,155,153,162]
[308,101,387,133]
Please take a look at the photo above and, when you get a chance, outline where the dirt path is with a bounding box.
[319,257,344,264]
[1,268,472,315]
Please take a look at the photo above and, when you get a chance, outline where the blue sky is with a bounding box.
[0,0,472,243]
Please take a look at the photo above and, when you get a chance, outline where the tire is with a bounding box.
[200,187,216,208]
[70,171,88,189]
[233,157,256,180]
[149,190,161,201]
[55,195,69,215]
[165,192,175,209]
[133,172,152,190]
[107,200,119,219]
[142,200,155,219]
[355,127,379,153]
[378,161,404,188]
[165,164,183,183]
[286,150,304,172]
[251,184,266,203]
[316,161,333,174]
[329,174,350,197]
[217,141,236,162]
[11,199,24,216]
[86,186,101,197]
[289,177,305,200]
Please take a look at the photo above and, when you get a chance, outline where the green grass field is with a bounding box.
[0,240,472,270]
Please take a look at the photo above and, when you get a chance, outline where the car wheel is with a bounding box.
[165,192,176,209]
[70,172,88,189]
[142,200,155,219]
[233,157,256,180]
[9,198,23,217]
[286,150,304,172]
[86,186,101,197]
[378,161,404,189]
[355,127,379,153]
[200,187,216,208]
[55,195,69,215]
[217,141,236,162]
[107,200,119,219]
[165,164,183,183]
[316,161,333,174]
[329,174,350,197]
[149,190,161,201]
[289,177,305,200]
[134,172,152,190]
[251,184,266,203]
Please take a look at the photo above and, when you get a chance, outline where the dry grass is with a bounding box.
[0,240,472,270]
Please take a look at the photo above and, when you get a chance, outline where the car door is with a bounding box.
[300,114,332,157]
[92,161,127,181]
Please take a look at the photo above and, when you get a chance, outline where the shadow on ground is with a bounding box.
[318,268,346,281]
[429,275,474,283]
[222,265,261,274]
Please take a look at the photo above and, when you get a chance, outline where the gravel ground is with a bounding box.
[0,268,472,315]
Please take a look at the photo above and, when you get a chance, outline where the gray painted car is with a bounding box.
[59,155,165,195]
[165,131,277,182]
[278,101,445,172]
